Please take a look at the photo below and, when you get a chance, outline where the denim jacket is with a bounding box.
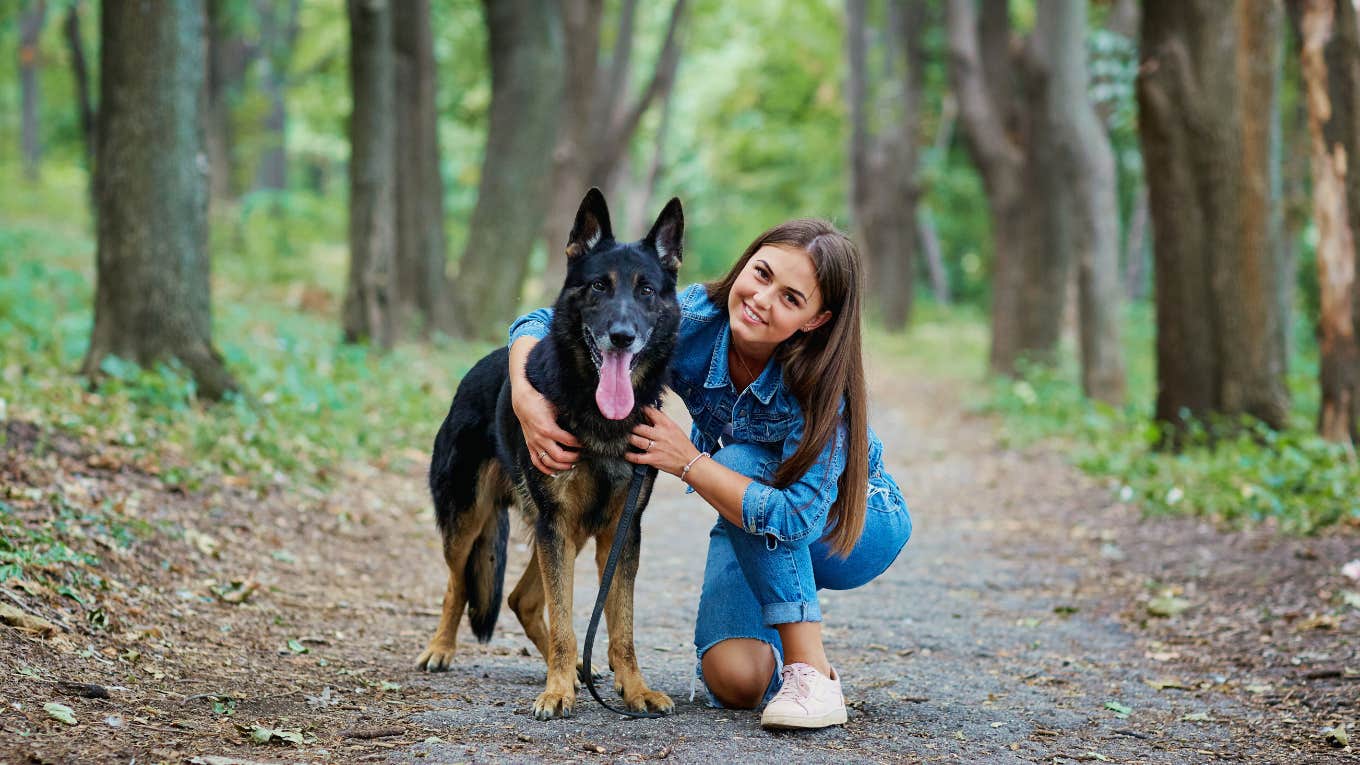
[508,284,896,546]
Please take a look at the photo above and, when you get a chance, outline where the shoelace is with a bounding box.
[776,663,817,702]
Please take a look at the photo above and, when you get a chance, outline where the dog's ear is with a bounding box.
[644,197,683,273]
[566,188,613,260]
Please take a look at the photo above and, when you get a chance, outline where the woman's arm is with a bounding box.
[508,335,581,476]
[626,407,844,546]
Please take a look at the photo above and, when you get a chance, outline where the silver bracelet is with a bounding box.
[680,451,710,482]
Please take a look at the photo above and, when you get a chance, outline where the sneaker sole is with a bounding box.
[760,708,848,730]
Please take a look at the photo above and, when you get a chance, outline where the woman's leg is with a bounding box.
[693,521,782,709]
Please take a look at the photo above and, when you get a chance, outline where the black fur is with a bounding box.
[426,188,683,647]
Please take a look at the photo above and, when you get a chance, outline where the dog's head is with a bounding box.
[553,188,683,420]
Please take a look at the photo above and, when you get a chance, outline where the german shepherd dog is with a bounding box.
[416,189,681,720]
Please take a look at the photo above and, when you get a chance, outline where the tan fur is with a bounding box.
[421,450,671,718]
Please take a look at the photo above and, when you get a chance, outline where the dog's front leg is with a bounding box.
[597,487,674,714]
[532,521,579,719]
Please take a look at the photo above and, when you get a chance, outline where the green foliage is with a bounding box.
[974,308,1360,534]
[0,164,494,498]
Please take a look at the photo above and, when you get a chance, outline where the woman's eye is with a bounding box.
[591,279,609,292]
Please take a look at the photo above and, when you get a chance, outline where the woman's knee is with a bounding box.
[701,638,776,709]
[711,443,780,482]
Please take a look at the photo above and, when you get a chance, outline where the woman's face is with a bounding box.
[727,244,832,353]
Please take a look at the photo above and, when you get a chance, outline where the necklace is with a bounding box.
[730,348,759,388]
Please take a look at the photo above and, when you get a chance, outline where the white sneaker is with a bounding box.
[760,662,847,729]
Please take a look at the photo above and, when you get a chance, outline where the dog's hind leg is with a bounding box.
[595,494,674,715]
[416,464,503,671]
[507,548,550,660]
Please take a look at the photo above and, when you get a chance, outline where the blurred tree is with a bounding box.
[1037,0,1125,404]
[1138,0,1290,438]
[392,0,452,337]
[61,1,95,198]
[453,0,562,340]
[847,0,927,331]
[19,0,46,182]
[343,0,396,350]
[1295,0,1359,446]
[538,0,687,300]
[206,0,254,200]
[947,0,1067,375]
[83,0,238,400]
[253,0,299,190]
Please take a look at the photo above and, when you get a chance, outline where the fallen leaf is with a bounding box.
[1341,560,1360,582]
[1147,596,1191,618]
[1180,712,1216,722]
[286,639,308,654]
[44,702,77,725]
[1145,678,1191,691]
[0,603,58,636]
[1324,725,1350,748]
[1104,701,1132,719]
[1296,614,1340,631]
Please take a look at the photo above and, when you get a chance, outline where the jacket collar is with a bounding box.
[704,323,781,405]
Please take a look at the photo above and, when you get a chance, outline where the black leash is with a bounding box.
[580,463,665,719]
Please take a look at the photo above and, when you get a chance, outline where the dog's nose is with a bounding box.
[609,330,635,350]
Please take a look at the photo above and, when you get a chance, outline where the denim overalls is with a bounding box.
[509,284,912,706]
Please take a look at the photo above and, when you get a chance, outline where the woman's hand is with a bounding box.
[509,338,580,475]
[626,406,701,476]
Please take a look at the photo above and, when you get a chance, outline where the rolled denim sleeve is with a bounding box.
[740,418,847,546]
[507,308,553,348]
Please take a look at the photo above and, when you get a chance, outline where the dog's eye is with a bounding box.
[637,284,654,297]
[591,279,609,293]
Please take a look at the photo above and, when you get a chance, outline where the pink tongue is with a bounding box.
[596,350,635,420]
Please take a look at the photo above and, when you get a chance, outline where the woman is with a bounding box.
[508,219,911,729]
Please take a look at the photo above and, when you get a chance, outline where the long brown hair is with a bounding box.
[706,219,868,557]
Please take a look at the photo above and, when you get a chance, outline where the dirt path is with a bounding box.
[3,367,1357,763]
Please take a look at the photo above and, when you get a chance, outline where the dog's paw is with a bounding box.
[624,688,674,715]
[532,689,575,720]
[415,644,456,672]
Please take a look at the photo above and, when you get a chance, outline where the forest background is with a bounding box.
[1,0,1359,638]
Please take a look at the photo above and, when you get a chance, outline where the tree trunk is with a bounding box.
[538,0,604,301]
[83,0,237,400]
[537,0,687,301]
[1138,0,1290,438]
[453,0,563,340]
[62,2,95,200]
[847,0,925,332]
[206,0,253,200]
[1122,186,1149,299]
[20,0,47,183]
[392,0,451,337]
[1298,0,1360,445]
[343,0,397,350]
[1039,0,1126,404]
[253,0,299,191]
[947,0,1064,374]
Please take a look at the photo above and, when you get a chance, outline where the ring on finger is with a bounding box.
[538,449,549,462]
[646,439,654,452]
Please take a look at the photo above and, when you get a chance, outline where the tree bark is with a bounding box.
[206,0,254,200]
[392,0,451,337]
[343,0,397,350]
[847,0,926,332]
[1038,0,1126,404]
[1138,0,1290,438]
[20,0,47,183]
[1297,0,1360,445]
[83,0,237,400]
[62,2,95,197]
[538,0,687,300]
[453,0,563,340]
[947,0,1065,374]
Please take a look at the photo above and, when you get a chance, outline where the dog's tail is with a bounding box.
[465,504,509,643]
